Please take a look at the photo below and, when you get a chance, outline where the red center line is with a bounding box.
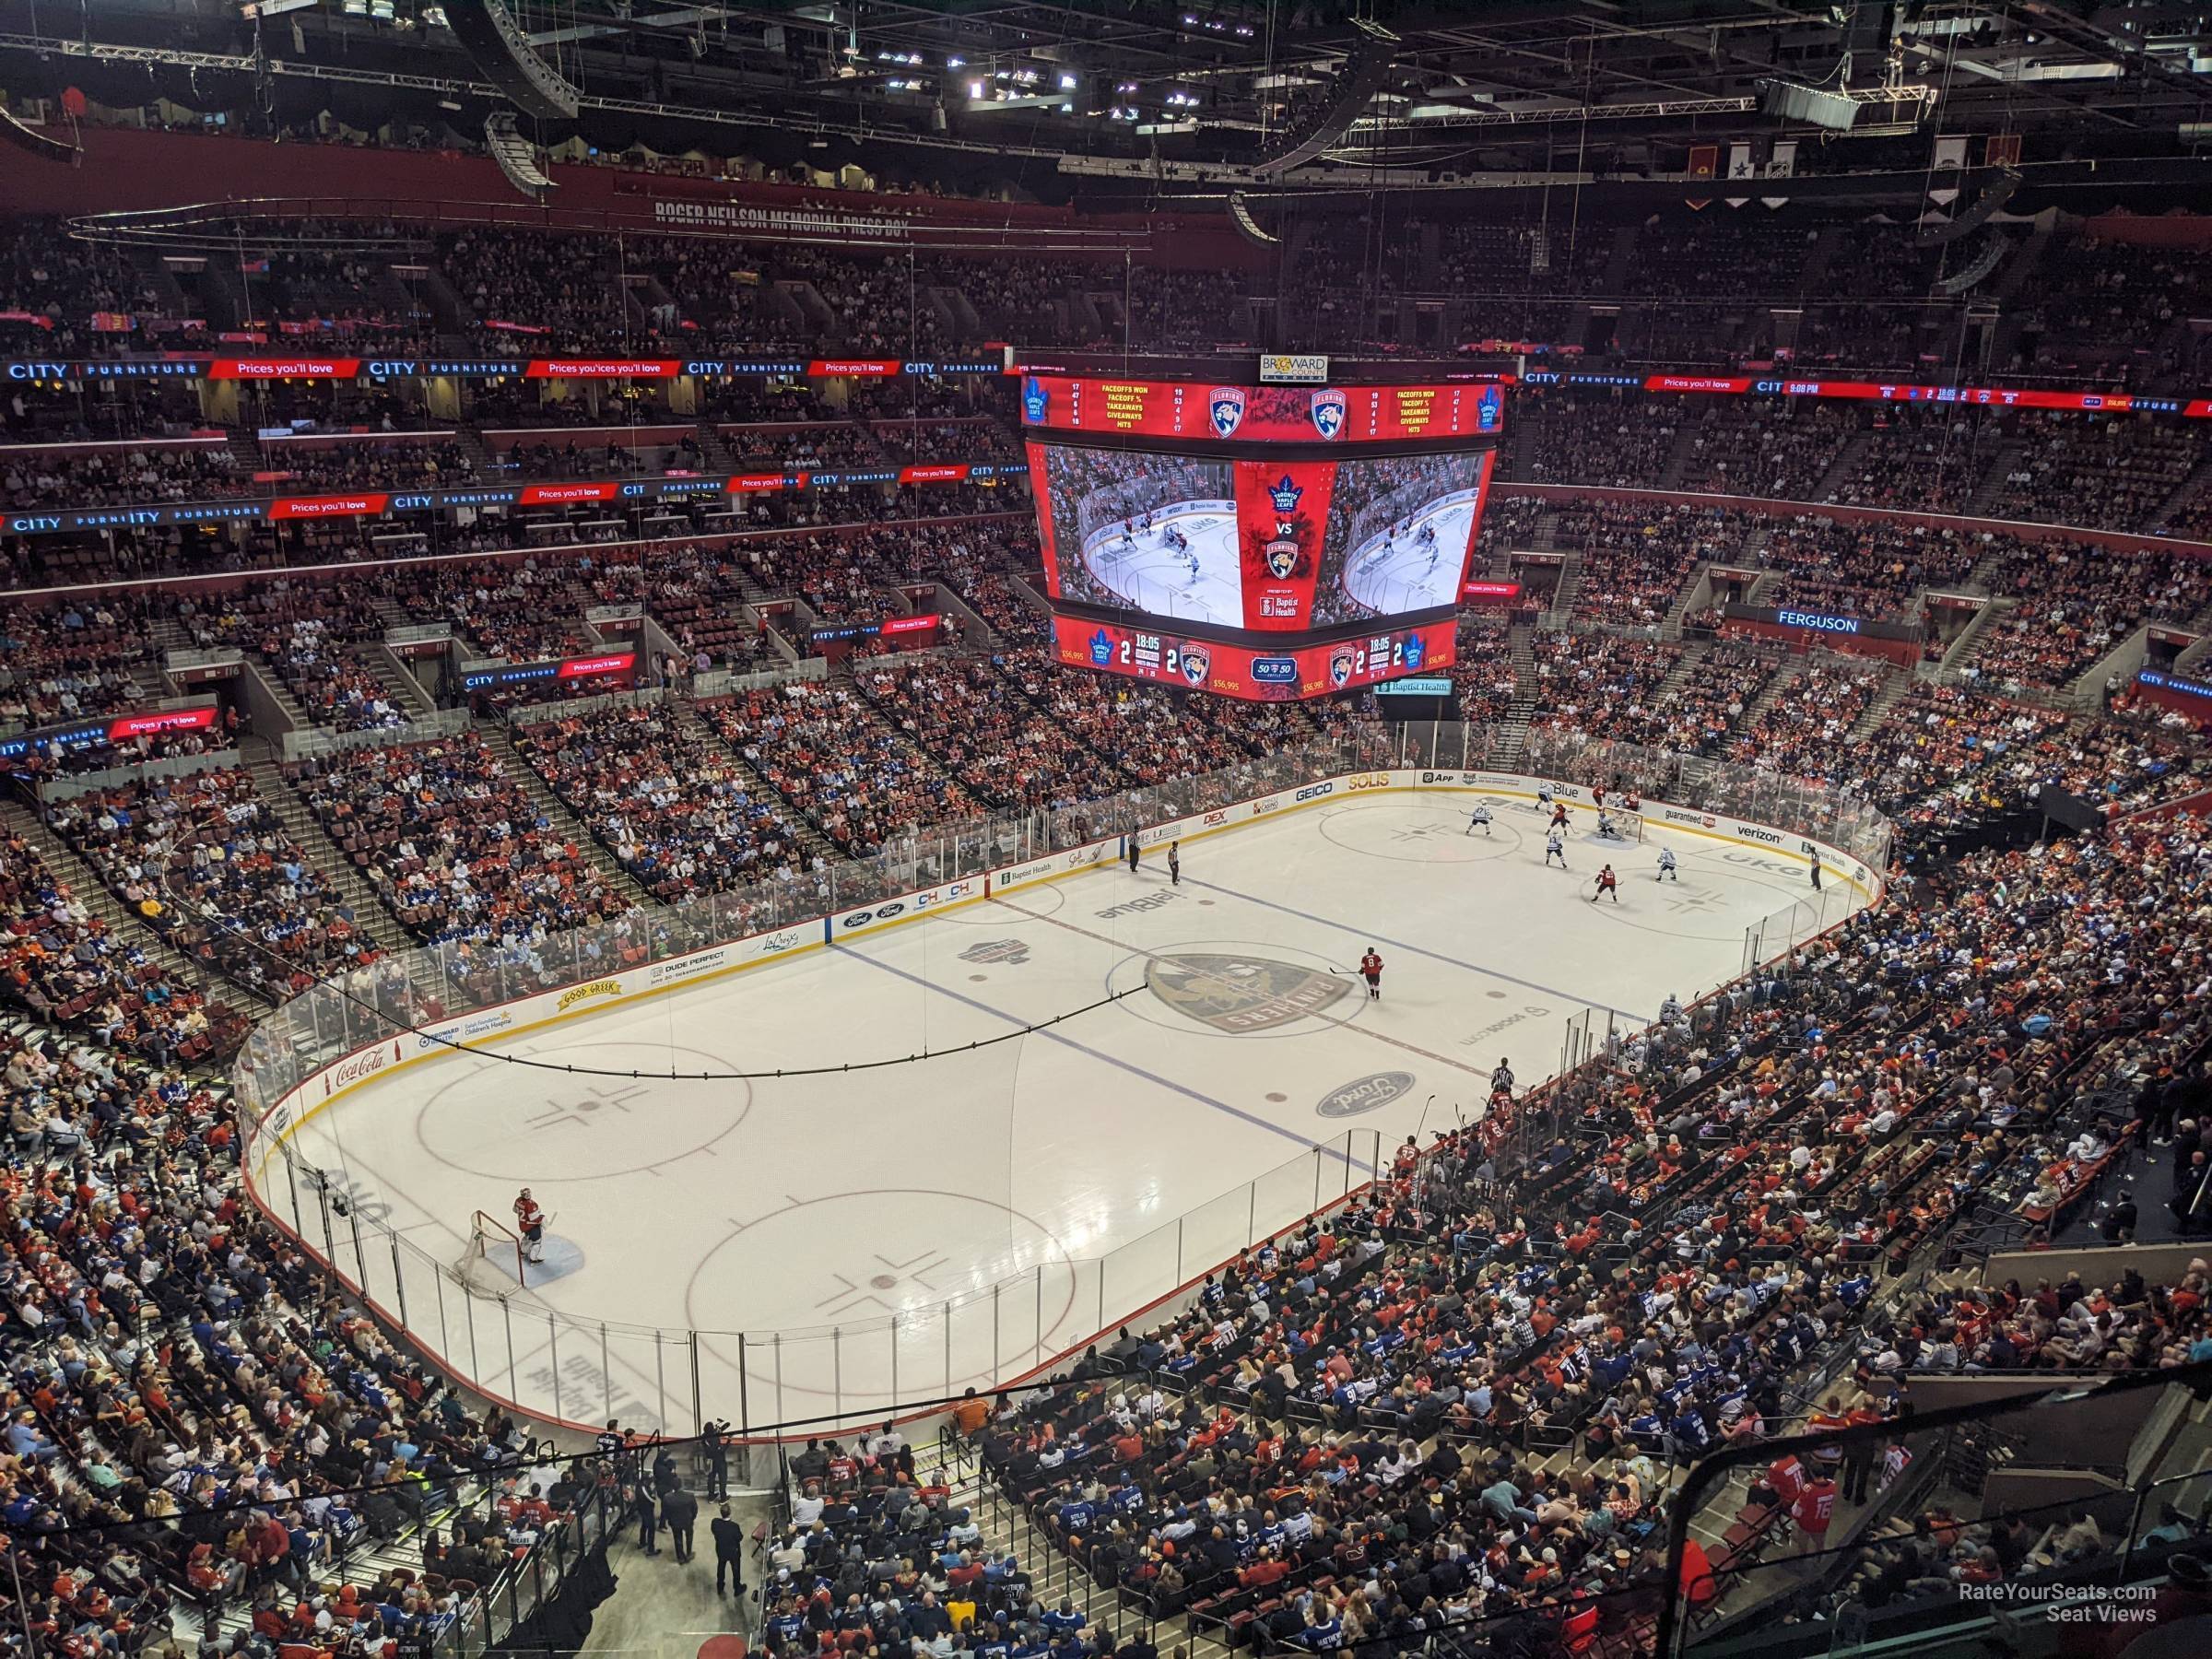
[987,894,1491,1081]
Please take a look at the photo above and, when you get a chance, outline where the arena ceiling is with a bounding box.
[5,0,2212,198]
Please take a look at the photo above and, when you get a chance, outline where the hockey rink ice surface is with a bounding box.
[283,796,1863,1430]
[1080,500,1242,626]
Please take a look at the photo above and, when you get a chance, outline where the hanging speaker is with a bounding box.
[0,105,78,164]
[1916,167,2019,246]
[486,112,555,200]
[1935,235,2008,295]
[444,0,581,122]
[1227,192,1280,247]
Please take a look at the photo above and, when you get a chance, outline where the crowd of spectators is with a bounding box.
[265,620,411,732]
[0,595,158,729]
[287,734,629,946]
[0,827,244,1064]
[858,656,1118,811]
[1526,632,1683,738]
[1978,414,2206,534]
[1757,517,1984,618]
[1565,503,1737,629]
[709,680,982,855]
[442,229,651,354]
[44,767,373,1001]
[1820,412,1995,514]
[264,438,477,492]
[1676,400,1854,502]
[1522,392,1679,491]
[3,445,242,510]
[512,702,814,900]
[1971,543,2212,693]
[1712,658,1888,782]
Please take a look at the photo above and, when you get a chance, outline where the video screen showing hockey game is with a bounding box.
[1311,450,1492,626]
[1034,442,1241,627]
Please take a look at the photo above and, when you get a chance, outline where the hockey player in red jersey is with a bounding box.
[514,1188,547,1264]
[1591,865,1619,903]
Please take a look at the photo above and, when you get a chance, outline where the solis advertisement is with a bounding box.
[1052,616,1456,702]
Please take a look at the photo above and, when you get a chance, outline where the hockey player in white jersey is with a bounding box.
[1465,802,1493,837]
[1656,846,1679,881]
[1544,826,1568,868]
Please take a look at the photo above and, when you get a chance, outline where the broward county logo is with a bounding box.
[959,938,1031,967]
[1146,953,1350,1033]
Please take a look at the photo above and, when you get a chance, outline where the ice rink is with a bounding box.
[1338,489,1481,616]
[1080,499,1242,625]
[275,794,1859,1431]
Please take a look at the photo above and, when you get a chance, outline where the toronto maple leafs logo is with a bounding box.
[1021,375,1049,424]
[1477,384,1502,432]
[1267,475,1303,514]
[1403,631,1427,671]
[1208,386,1246,439]
[1088,629,1114,666]
[1310,389,1347,440]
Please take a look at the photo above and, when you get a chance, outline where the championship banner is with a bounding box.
[1725,142,1755,208]
[1687,144,1718,210]
[1234,459,1335,630]
[1762,140,1796,210]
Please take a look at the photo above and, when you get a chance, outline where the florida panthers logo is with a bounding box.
[1181,645,1210,688]
[1209,386,1246,439]
[1021,376,1050,424]
[1265,539,1300,580]
[1330,645,1359,688]
[1310,389,1347,441]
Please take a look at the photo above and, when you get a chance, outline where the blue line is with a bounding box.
[839,944,1326,1154]
[1182,875,1648,1024]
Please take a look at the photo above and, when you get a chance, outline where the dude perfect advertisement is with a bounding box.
[1052,616,1456,702]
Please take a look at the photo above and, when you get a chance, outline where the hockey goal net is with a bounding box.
[1593,806,1646,844]
[452,1209,527,1293]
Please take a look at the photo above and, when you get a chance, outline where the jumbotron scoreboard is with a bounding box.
[1020,372,1503,700]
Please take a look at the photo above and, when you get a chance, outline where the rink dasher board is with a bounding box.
[240,769,1883,1182]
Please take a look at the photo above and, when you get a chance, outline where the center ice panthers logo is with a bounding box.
[1310,389,1347,441]
[1329,644,1359,688]
[1181,645,1210,688]
[1209,386,1246,439]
